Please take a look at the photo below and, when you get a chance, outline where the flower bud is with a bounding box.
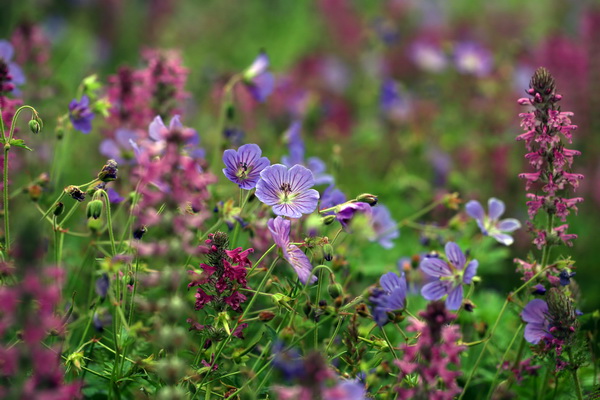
[322,215,336,225]
[322,243,333,261]
[65,185,86,202]
[259,311,276,322]
[86,199,103,219]
[28,119,41,134]
[27,184,42,201]
[133,226,147,240]
[355,193,378,206]
[53,202,64,216]
[327,283,343,299]
[98,159,118,182]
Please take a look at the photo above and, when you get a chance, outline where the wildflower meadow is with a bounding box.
[1,1,600,399]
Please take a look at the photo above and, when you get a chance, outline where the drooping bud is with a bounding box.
[98,159,118,182]
[53,202,65,216]
[322,243,334,261]
[327,283,343,299]
[356,193,378,206]
[86,199,103,219]
[322,215,336,225]
[28,119,41,134]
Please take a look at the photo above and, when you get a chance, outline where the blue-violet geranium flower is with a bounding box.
[243,51,275,103]
[465,197,521,246]
[69,95,95,134]
[521,299,551,344]
[222,143,270,190]
[369,272,407,326]
[268,216,316,284]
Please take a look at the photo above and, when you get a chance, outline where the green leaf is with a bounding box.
[9,139,32,151]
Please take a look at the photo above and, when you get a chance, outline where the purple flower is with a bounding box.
[320,185,346,215]
[369,272,407,326]
[420,242,478,310]
[107,187,125,204]
[521,299,551,344]
[336,202,371,230]
[256,164,319,218]
[222,143,270,190]
[281,121,334,186]
[243,52,274,102]
[370,204,399,249]
[69,95,95,134]
[453,41,493,77]
[148,115,201,155]
[465,198,521,246]
[0,40,26,95]
[268,216,316,284]
[99,129,138,165]
[379,79,412,121]
[409,41,448,73]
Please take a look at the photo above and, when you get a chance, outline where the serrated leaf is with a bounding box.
[9,139,32,151]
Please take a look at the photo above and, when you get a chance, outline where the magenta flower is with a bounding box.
[222,143,270,190]
[255,164,319,218]
[268,216,316,284]
[420,242,478,310]
[465,198,521,246]
[521,299,551,344]
[69,95,95,134]
[243,52,274,102]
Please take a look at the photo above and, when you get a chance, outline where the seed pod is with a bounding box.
[356,193,378,206]
[86,199,103,219]
[328,283,343,299]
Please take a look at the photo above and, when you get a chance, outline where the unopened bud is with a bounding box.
[322,243,333,261]
[259,311,276,322]
[27,184,42,201]
[29,119,41,134]
[65,185,86,202]
[86,199,103,219]
[53,202,65,216]
[356,193,378,206]
[328,283,343,299]
[322,215,336,225]
[98,159,118,182]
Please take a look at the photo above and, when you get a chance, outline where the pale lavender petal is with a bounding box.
[169,115,183,131]
[490,232,514,246]
[488,197,505,220]
[421,280,452,300]
[272,203,303,219]
[8,63,25,85]
[420,257,452,277]
[245,52,270,78]
[149,115,166,141]
[380,272,402,293]
[497,218,521,232]
[248,72,275,102]
[267,216,290,250]
[445,242,466,269]
[0,40,14,61]
[446,285,463,310]
[463,260,478,284]
[288,164,315,192]
[99,139,120,160]
[255,164,288,205]
[524,323,548,344]
[222,149,238,172]
[387,287,406,310]
[465,200,485,221]
[521,299,548,324]
[290,189,319,215]
[286,245,317,284]
[115,128,138,146]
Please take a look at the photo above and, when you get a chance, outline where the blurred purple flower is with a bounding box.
[369,271,407,326]
[268,216,316,284]
[69,95,94,134]
[95,274,109,298]
[420,242,478,310]
[99,128,138,164]
[256,164,319,218]
[0,40,26,95]
[370,204,399,249]
[107,187,125,203]
[454,41,493,77]
[243,51,274,102]
[282,121,334,186]
[336,202,371,230]
[521,299,551,344]
[320,185,346,215]
[465,198,521,246]
[380,79,412,121]
[222,143,270,190]
[409,41,448,73]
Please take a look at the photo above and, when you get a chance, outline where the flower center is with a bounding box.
[236,162,251,180]
[279,182,295,204]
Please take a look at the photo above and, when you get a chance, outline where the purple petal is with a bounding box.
[421,280,452,301]
[169,115,183,131]
[272,203,303,219]
[380,272,402,293]
[80,95,90,107]
[289,188,319,215]
[286,245,317,284]
[245,52,270,79]
[267,216,290,250]
[524,322,548,344]
[115,129,138,146]
[149,115,166,141]
[420,257,452,278]
[387,287,406,310]
[99,139,121,160]
[497,218,521,232]
[463,260,478,284]
[256,164,288,205]
[490,232,514,246]
[107,188,125,203]
[465,200,485,221]
[8,63,25,85]
[288,164,315,192]
[488,197,505,220]
[445,242,466,269]
[248,72,275,102]
[0,40,14,61]
[521,299,548,324]
[446,285,463,310]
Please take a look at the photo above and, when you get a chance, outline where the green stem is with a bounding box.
[3,145,9,254]
[568,348,584,400]
[100,190,117,255]
[486,324,523,399]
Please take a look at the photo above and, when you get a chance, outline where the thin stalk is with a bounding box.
[567,348,584,400]
[100,190,117,255]
[486,324,523,399]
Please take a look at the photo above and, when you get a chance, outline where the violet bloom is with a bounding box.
[453,41,493,77]
[370,204,399,249]
[147,115,203,157]
[320,185,346,215]
[465,198,521,246]
[222,143,270,190]
[268,216,316,284]
[255,164,319,218]
[0,40,26,94]
[369,272,407,326]
[69,95,95,134]
[521,299,551,344]
[243,52,275,102]
[420,242,478,310]
[336,202,371,230]
[281,121,334,186]
[380,79,412,121]
[99,128,138,164]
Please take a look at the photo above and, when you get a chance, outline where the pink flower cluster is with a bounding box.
[395,302,465,400]
[0,266,82,399]
[517,67,583,249]
[107,48,188,131]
